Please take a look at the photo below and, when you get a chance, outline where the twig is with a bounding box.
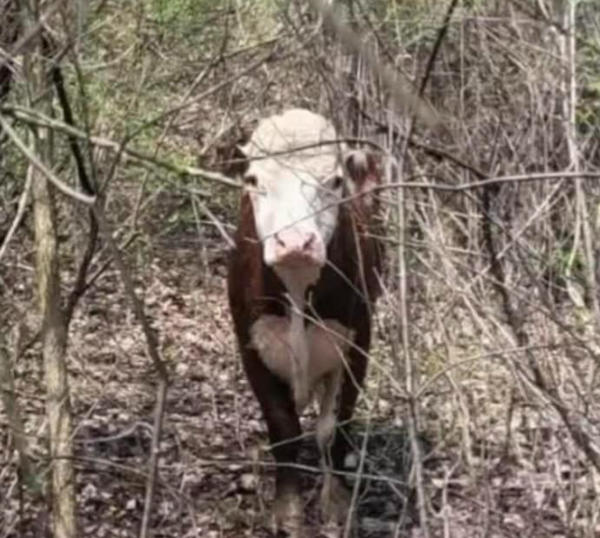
[481,160,600,473]
[0,0,62,74]
[418,0,461,96]
[0,166,32,263]
[306,0,438,128]
[0,332,36,488]
[80,231,139,295]
[0,114,96,204]
[191,195,235,249]
[130,54,220,229]
[9,104,600,194]
[343,368,379,538]
[49,60,95,197]
[47,59,100,325]
[3,105,240,188]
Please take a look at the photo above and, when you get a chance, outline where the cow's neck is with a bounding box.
[275,267,320,412]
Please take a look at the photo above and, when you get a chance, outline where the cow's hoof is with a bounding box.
[320,474,352,528]
[274,492,304,538]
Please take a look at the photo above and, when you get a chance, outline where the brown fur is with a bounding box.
[227,151,384,533]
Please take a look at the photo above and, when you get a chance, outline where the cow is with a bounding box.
[227,109,383,537]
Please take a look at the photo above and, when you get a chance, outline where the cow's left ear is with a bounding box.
[343,150,381,196]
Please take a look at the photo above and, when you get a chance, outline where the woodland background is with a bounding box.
[1,0,600,537]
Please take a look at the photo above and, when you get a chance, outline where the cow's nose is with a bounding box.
[272,231,322,267]
[302,233,316,250]
[275,232,286,248]
[274,232,315,252]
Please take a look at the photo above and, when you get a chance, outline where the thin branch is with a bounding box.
[418,0,461,96]
[0,0,62,74]
[7,106,600,196]
[63,211,98,326]
[306,0,438,128]
[192,195,235,249]
[363,110,488,179]
[0,166,32,263]
[49,60,95,196]
[0,114,96,204]
[3,105,240,188]
[0,332,37,490]
[47,58,99,325]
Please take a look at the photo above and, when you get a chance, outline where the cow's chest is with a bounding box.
[249,314,353,396]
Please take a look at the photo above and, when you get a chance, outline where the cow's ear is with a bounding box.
[344,150,381,194]
[237,142,251,156]
[212,137,249,177]
[222,142,248,177]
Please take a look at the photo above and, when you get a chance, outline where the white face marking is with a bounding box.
[241,109,346,276]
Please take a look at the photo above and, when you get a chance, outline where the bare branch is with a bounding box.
[0,114,96,204]
[3,105,240,188]
[307,0,439,128]
[0,166,32,263]
[0,0,62,74]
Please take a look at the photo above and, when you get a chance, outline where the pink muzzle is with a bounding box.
[270,229,325,268]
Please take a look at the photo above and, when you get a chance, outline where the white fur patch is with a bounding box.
[249,315,354,409]
[244,109,341,166]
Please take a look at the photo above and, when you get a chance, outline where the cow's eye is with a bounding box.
[331,176,343,190]
[244,175,258,187]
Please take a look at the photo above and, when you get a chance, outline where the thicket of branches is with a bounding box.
[1,0,600,537]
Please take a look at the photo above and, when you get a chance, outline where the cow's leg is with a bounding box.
[318,371,354,535]
[242,349,304,537]
[316,369,342,453]
[317,369,347,537]
[320,335,369,533]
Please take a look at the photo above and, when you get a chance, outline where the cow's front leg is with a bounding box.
[242,349,304,537]
[320,338,368,535]
[270,411,303,538]
[317,369,350,537]
[316,369,341,453]
[320,474,352,538]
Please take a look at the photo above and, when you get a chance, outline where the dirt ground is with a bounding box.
[1,231,592,538]
[0,232,418,538]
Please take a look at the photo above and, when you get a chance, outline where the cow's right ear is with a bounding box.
[232,143,250,177]
[237,142,251,156]
[344,150,381,195]
[213,137,249,177]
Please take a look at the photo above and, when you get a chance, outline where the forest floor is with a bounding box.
[0,230,584,538]
[1,234,416,538]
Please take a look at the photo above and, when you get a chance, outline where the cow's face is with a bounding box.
[240,110,344,287]
[240,109,380,295]
[243,151,343,269]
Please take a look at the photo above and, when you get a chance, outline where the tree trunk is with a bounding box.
[24,1,78,536]
[32,166,77,538]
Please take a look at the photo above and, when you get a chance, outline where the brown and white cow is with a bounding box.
[227,109,383,537]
